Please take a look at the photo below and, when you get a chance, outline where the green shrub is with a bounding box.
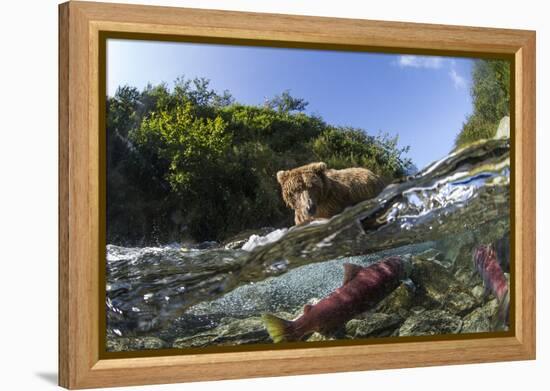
[107,77,412,244]
[455,59,510,149]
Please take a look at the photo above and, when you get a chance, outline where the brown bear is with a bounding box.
[276,162,386,225]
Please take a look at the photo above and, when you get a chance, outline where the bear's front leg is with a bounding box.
[295,210,320,226]
[294,210,312,226]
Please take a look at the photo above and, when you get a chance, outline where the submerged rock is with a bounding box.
[399,310,462,336]
[172,317,270,348]
[375,283,414,316]
[454,266,483,289]
[411,257,478,315]
[415,248,442,261]
[433,232,475,267]
[172,331,220,348]
[346,313,402,338]
[445,291,479,316]
[471,285,486,301]
[307,332,335,342]
[106,336,168,352]
[414,249,450,268]
[410,306,426,315]
[461,299,499,333]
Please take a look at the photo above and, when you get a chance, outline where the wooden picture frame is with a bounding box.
[58,1,536,388]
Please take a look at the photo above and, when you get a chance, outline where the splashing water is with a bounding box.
[241,228,289,252]
[106,139,510,340]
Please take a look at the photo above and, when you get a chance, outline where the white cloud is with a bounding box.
[449,68,467,89]
[396,55,468,90]
[397,55,444,69]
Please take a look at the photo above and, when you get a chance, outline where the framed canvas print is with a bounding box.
[58,1,536,389]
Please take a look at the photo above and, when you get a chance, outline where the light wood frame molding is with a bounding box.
[59,1,536,388]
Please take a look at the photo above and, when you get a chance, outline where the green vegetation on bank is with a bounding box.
[455,59,510,148]
[107,78,411,244]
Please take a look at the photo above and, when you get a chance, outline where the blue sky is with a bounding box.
[107,39,474,169]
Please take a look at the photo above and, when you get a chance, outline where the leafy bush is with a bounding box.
[107,77,412,244]
[455,59,510,148]
[313,127,410,180]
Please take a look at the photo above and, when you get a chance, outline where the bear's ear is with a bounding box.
[276,170,287,184]
[311,162,327,173]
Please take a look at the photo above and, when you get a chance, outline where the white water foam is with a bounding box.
[241,228,288,252]
[106,243,182,262]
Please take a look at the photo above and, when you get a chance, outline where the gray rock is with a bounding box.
[399,310,462,336]
[172,331,219,348]
[346,313,403,338]
[461,299,499,333]
[432,231,476,270]
[411,258,479,315]
[375,283,414,315]
[106,336,168,352]
[307,332,334,342]
[454,266,483,289]
[445,290,479,316]
[416,248,445,262]
[410,306,426,315]
[172,317,270,348]
[494,116,510,139]
[471,285,486,301]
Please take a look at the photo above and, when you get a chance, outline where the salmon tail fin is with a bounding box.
[491,290,510,331]
[497,290,510,327]
[261,313,294,343]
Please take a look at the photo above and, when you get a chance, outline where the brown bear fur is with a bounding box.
[276,162,386,225]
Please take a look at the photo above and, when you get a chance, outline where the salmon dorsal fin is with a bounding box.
[303,304,313,314]
[342,263,363,285]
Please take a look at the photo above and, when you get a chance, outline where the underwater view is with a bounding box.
[105,41,511,352]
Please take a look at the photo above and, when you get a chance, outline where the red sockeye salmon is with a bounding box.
[262,256,412,342]
[473,244,510,325]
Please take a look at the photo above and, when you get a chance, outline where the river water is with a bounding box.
[106,138,510,347]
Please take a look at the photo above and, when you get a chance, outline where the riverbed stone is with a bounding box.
[307,332,334,342]
[410,306,426,315]
[454,266,483,289]
[471,285,486,301]
[172,317,270,348]
[106,336,168,352]
[346,313,403,338]
[416,248,444,262]
[399,310,462,336]
[374,283,414,315]
[445,290,479,316]
[432,231,475,269]
[414,248,453,269]
[461,299,499,333]
[411,258,478,315]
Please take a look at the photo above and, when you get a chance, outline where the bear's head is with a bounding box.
[276,162,327,224]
